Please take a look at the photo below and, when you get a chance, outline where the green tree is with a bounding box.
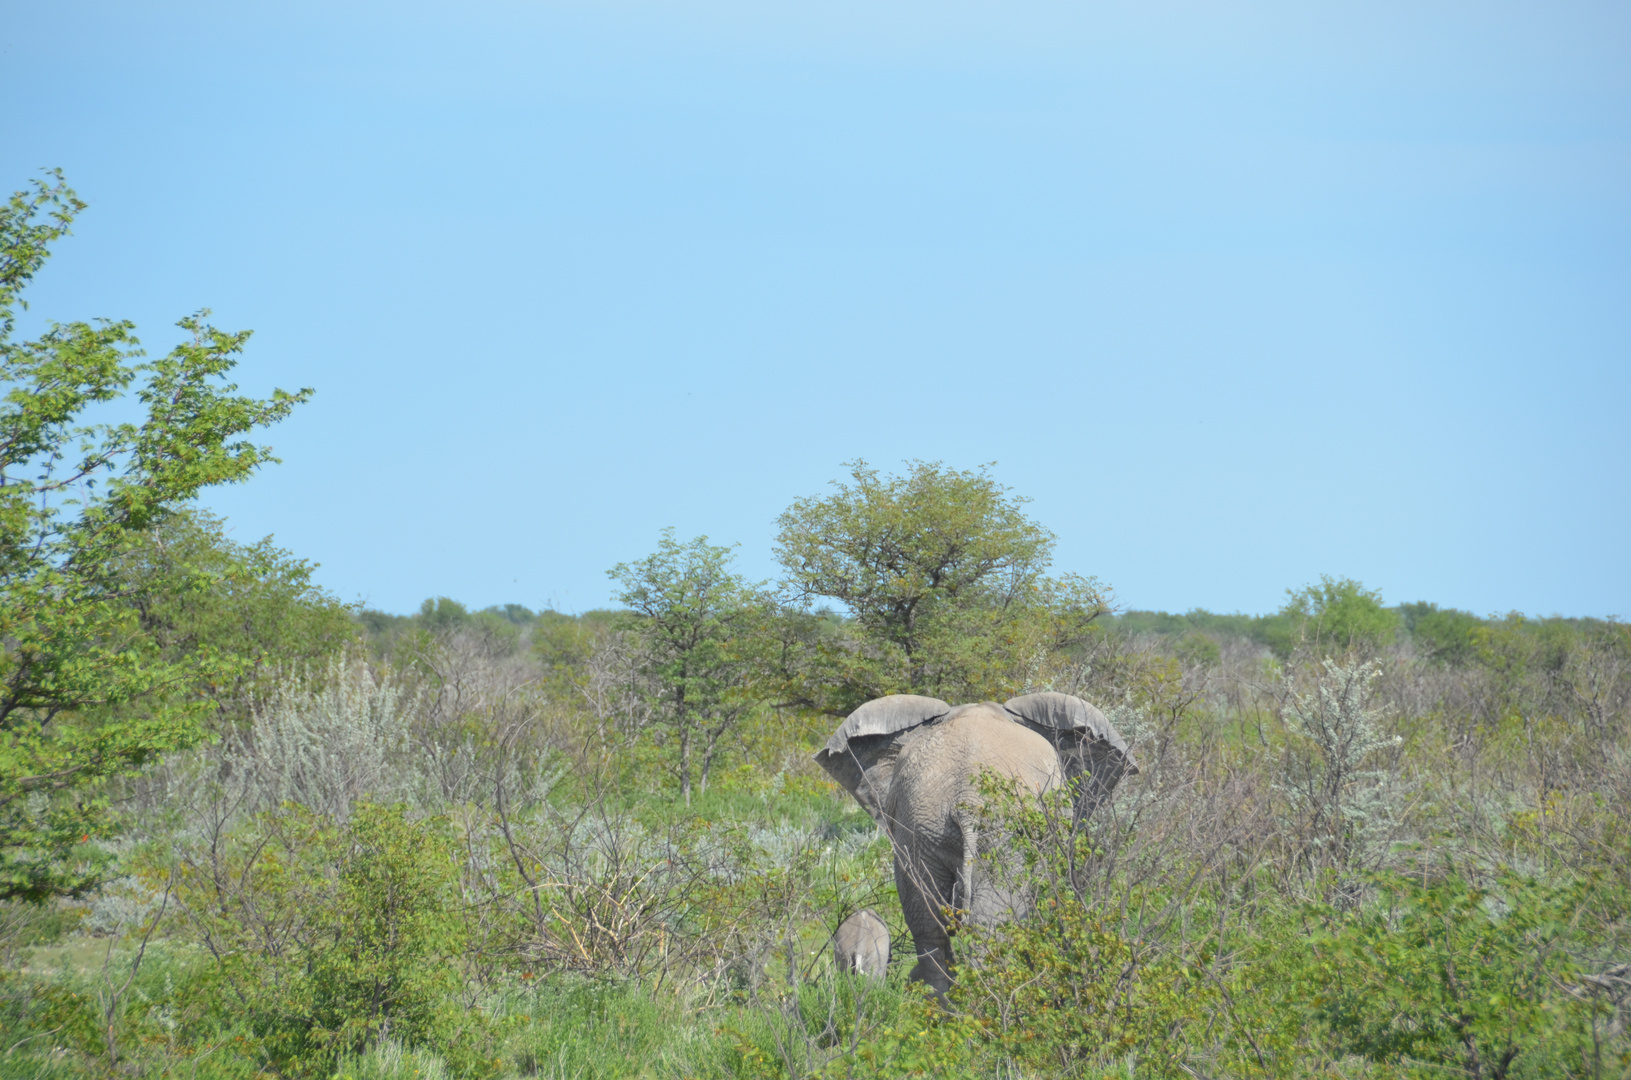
[115,509,357,722]
[0,172,310,900]
[415,596,469,634]
[608,529,769,804]
[1274,576,1399,658]
[1402,602,1484,667]
[773,460,1105,709]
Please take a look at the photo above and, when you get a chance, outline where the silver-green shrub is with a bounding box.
[231,657,413,819]
[1276,656,1407,875]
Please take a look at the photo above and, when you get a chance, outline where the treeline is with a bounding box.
[1108,588,1619,670]
[341,566,1628,813]
[363,582,1623,694]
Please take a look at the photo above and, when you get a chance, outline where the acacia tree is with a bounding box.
[1276,575,1400,658]
[774,459,1107,710]
[0,173,311,900]
[608,529,769,804]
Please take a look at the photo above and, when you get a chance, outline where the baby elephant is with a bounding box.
[833,908,890,978]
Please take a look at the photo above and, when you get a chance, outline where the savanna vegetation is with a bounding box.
[3,173,1627,1079]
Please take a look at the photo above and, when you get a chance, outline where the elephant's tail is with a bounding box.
[952,805,978,923]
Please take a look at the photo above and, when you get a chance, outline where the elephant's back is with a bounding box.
[884,704,1061,842]
[950,707,1063,794]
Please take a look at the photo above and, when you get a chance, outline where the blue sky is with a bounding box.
[4,1,1628,617]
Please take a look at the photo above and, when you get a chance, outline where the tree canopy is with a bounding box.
[609,528,770,803]
[0,172,312,899]
[1277,575,1400,657]
[774,459,1106,709]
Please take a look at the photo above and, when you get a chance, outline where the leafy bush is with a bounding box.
[176,803,491,1078]
[948,897,1215,1078]
[1304,870,1614,1079]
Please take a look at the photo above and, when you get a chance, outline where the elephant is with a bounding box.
[832,908,890,978]
[815,692,1136,997]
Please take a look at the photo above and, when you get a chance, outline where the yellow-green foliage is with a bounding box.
[0,174,316,902]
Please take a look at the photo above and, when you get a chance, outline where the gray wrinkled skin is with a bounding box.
[884,703,1062,994]
[814,695,950,823]
[816,694,1135,999]
[832,908,890,978]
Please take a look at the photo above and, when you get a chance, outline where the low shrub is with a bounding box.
[176,802,494,1078]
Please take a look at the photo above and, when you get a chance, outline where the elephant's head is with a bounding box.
[815,691,1137,829]
[1001,692,1139,824]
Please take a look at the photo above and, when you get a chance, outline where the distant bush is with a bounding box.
[228,657,413,819]
[1277,576,1400,658]
[1274,657,1406,876]
[1407,603,1485,666]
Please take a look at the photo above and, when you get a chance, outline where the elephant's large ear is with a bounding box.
[1003,692,1139,812]
[815,695,951,825]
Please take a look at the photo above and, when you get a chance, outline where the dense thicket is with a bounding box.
[7,546,1622,1079]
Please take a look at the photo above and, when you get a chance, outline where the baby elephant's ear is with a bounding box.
[1003,692,1139,811]
[815,695,951,826]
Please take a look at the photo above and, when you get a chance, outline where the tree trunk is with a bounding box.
[680,723,692,806]
[699,724,717,797]
[699,709,742,798]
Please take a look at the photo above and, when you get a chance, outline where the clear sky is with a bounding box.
[4,2,1628,618]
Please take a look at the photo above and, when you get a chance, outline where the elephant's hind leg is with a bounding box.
[895,853,959,998]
